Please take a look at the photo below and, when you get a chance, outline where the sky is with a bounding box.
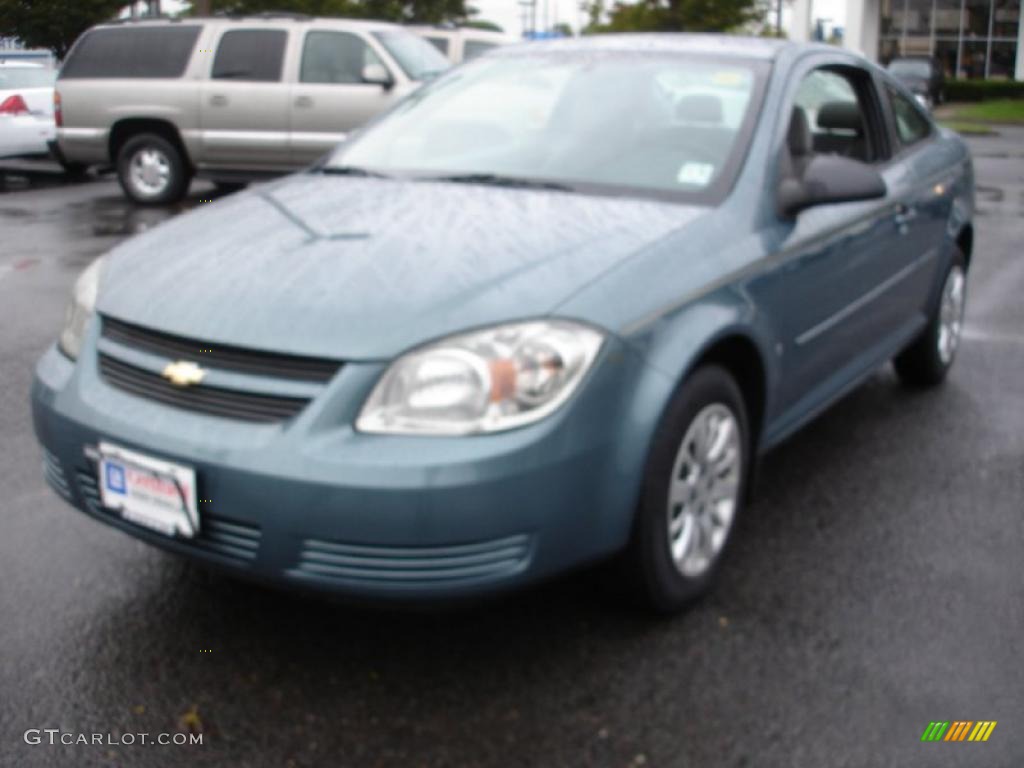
[471,0,850,37]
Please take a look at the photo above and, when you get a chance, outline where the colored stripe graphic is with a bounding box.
[944,721,972,741]
[968,722,997,742]
[922,721,996,742]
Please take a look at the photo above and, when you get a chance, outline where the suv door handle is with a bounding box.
[294,95,313,108]
[209,94,228,107]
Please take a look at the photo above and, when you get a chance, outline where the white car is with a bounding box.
[0,61,57,158]
[408,26,513,64]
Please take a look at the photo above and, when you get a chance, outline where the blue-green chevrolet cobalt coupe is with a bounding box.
[32,35,974,612]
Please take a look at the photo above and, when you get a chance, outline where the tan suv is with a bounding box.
[55,13,449,204]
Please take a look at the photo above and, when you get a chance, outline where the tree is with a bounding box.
[461,19,504,32]
[585,0,764,34]
[0,0,124,59]
[190,0,471,24]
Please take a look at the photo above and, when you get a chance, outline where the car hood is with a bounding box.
[98,173,701,359]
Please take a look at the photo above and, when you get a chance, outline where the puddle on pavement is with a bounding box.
[81,188,227,237]
[975,185,1004,203]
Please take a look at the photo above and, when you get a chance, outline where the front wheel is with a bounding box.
[623,365,749,614]
[116,133,191,205]
[894,250,967,388]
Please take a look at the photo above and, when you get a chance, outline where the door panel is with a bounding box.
[290,30,406,165]
[199,28,292,168]
[880,86,957,320]
[750,199,902,415]
[752,64,913,423]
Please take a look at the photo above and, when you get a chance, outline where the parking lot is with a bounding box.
[2,127,1023,768]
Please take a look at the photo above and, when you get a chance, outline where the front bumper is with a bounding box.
[31,329,671,601]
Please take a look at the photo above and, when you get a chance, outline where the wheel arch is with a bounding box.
[955,222,973,270]
[108,118,192,169]
[687,332,769,456]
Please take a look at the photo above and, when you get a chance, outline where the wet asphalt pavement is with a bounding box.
[1,132,1023,768]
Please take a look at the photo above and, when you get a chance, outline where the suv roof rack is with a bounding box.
[213,10,313,20]
[104,15,185,24]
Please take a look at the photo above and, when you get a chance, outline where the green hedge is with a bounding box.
[945,79,1024,102]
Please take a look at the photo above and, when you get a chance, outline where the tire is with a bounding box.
[59,161,89,180]
[894,249,967,388]
[116,132,191,205]
[623,365,750,614]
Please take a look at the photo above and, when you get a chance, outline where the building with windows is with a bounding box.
[789,0,1024,78]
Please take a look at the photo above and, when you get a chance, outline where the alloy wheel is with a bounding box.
[937,264,966,365]
[666,403,742,578]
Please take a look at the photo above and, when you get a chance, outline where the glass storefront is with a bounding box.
[879,0,1021,78]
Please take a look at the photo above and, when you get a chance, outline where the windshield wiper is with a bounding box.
[420,173,574,192]
[318,165,392,179]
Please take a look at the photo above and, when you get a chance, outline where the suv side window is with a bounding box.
[300,31,385,84]
[212,29,287,82]
[424,36,449,55]
[793,68,882,164]
[60,26,201,79]
[463,40,497,60]
[887,85,931,147]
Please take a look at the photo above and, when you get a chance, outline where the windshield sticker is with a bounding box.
[676,162,715,186]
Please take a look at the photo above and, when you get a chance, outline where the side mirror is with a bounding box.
[361,64,393,90]
[778,154,887,217]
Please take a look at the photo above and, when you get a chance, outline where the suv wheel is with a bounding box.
[116,133,191,205]
[623,365,750,614]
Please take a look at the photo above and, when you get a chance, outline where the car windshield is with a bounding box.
[372,30,450,81]
[888,59,931,78]
[328,52,766,203]
[0,67,57,89]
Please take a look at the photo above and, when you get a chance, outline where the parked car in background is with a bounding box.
[408,25,513,64]
[33,36,974,613]
[55,14,449,204]
[887,56,945,108]
[0,61,57,158]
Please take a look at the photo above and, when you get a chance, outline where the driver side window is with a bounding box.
[792,69,880,164]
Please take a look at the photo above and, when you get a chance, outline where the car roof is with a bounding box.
[498,33,801,60]
[93,15,405,32]
[0,60,47,68]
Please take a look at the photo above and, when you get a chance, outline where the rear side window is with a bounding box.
[463,40,497,60]
[212,29,286,82]
[887,85,931,147]
[425,36,449,55]
[61,26,201,79]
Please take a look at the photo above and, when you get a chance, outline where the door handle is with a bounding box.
[897,205,921,224]
[209,94,228,107]
[294,95,313,108]
[894,203,917,229]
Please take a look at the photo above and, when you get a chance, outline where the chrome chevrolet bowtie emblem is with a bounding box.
[162,360,206,387]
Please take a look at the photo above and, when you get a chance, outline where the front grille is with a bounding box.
[102,316,342,382]
[99,353,308,423]
[76,468,262,564]
[291,534,532,585]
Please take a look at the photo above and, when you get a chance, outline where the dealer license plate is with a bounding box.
[97,442,198,539]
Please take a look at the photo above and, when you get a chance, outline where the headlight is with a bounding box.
[357,320,604,435]
[58,256,105,360]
